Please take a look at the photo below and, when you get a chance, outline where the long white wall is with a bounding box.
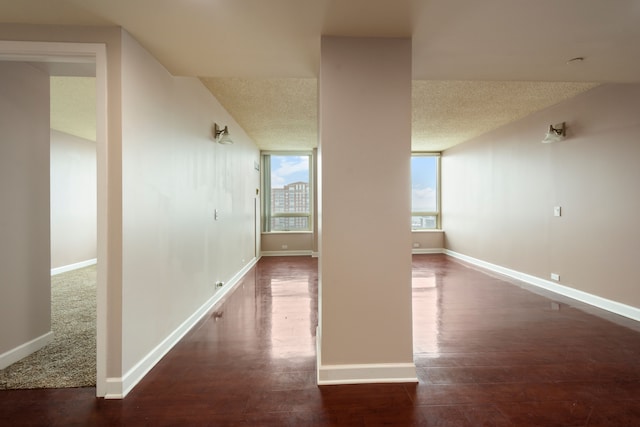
[0,61,51,368]
[50,129,97,270]
[120,32,260,379]
[442,83,640,311]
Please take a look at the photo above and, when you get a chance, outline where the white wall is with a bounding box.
[0,61,51,367]
[50,129,97,270]
[120,32,260,376]
[443,83,640,310]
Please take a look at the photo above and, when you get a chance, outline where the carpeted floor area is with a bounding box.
[0,265,96,390]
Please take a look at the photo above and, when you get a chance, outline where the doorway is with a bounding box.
[0,41,108,397]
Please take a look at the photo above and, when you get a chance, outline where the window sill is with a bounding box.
[262,231,313,235]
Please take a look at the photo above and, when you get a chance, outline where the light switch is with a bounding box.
[553,206,562,217]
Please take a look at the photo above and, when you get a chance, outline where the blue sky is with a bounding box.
[270,155,309,188]
[411,156,438,212]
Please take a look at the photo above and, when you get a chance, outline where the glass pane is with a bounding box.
[271,216,309,231]
[269,155,310,231]
[411,156,438,213]
[412,215,437,230]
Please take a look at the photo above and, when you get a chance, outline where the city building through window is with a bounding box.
[262,153,312,232]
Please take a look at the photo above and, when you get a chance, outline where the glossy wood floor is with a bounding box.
[2,254,640,426]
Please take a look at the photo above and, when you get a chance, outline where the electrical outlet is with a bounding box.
[553,206,562,217]
[282,244,288,249]
[413,243,420,248]
[550,273,560,281]
[215,281,224,289]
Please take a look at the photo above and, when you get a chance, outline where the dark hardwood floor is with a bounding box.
[2,254,640,426]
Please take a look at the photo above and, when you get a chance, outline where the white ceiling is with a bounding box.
[2,0,639,149]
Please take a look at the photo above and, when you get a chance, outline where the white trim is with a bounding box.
[0,332,54,370]
[51,258,97,276]
[103,257,259,399]
[94,42,108,399]
[311,251,319,258]
[261,231,313,235]
[261,250,313,257]
[103,378,124,400]
[316,325,322,384]
[316,326,417,385]
[317,362,418,386]
[444,250,640,322]
[412,248,444,255]
[0,41,102,61]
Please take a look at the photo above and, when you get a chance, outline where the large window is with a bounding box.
[411,154,440,230]
[262,153,312,232]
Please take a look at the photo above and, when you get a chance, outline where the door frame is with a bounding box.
[0,40,109,397]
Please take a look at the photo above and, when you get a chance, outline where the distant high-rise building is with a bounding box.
[271,181,310,231]
[412,215,436,230]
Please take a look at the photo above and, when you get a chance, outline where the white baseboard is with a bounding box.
[0,331,53,370]
[318,363,418,385]
[412,248,444,255]
[444,249,640,323]
[104,377,124,399]
[316,326,417,385]
[51,258,97,276]
[311,251,319,258]
[261,250,312,257]
[103,257,260,399]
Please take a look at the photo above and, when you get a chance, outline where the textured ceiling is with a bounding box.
[201,78,598,152]
[201,78,317,151]
[2,0,638,150]
[411,81,599,151]
[50,76,96,142]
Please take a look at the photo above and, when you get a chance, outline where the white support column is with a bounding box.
[317,37,416,384]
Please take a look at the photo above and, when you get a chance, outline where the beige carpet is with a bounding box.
[0,265,96,389]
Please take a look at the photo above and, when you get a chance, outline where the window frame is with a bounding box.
[261,151,314,233]
[411,152,441,230]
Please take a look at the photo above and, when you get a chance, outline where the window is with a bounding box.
[411,154,440,230]
[262,153,312,232]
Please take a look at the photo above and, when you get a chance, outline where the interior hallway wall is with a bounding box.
[442,83,640,309]
[120,31,260,376]
[50,129,97,270]
[0,61,51,366]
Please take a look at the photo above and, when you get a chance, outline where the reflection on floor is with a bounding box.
[2,254,640,425]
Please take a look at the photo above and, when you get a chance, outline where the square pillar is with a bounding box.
[317,37,416,384]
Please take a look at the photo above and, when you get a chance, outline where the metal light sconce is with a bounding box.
[214,123,233,145]
[541,122,566,143]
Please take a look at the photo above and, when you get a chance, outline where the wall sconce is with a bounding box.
[541,122,566,143]
[213,123,233,145]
